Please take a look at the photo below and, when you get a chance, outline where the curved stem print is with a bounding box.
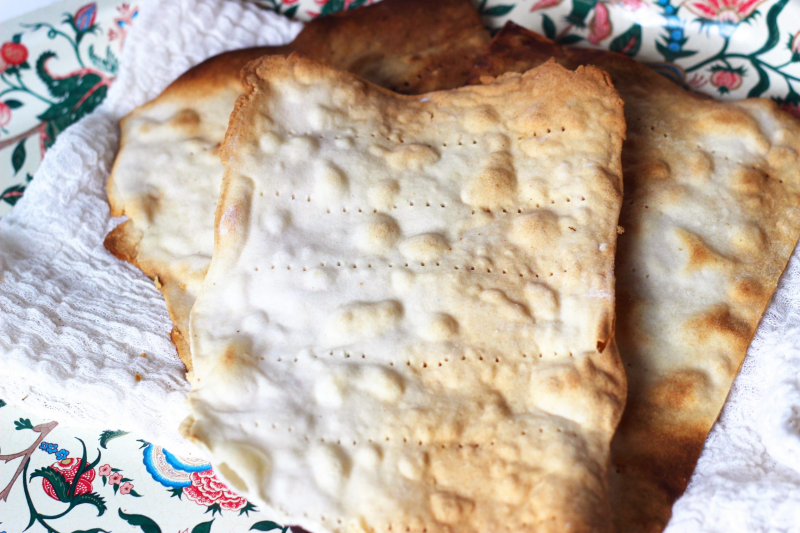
[684,38,729,72]
[0,420,58,501]
[0,72,55,105]
[21,22,85,68]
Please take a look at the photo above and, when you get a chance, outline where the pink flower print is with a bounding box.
[588,3,612,45]
[709,67,743,93]
[683,0,767,37]
[611,0,647,10]
[0,102,11,129]
[183,469,248,511]
[109,471,123,485]
[120,481,134,495]
[530,0,563,11]
[687,73,709,90]
[98,464,112,477]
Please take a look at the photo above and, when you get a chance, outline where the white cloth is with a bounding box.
[666,239,800,532]
[1,0,800,529]
[0,0,302,456]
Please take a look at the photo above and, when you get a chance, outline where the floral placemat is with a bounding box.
[0,400,302,533]
[0,0,137,216]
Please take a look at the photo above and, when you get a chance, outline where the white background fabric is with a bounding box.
[0,0,302,456]
[1,0,800,529]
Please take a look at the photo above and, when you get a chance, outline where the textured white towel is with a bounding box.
[1,0,800,529]
[0,0,301,456]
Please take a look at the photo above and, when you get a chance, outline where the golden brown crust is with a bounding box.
[472,22,800,533]
[105,0,491,374]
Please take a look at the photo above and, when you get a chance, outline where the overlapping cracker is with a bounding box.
[471,22,800,532]
[104,0,490,372]
[182,54,627,533]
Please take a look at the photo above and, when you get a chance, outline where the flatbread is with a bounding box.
[182,55,627,533]
[470,22,800,532]
[104,0,490,373]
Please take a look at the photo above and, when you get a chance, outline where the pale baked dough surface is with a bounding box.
[471,22,800,533]
[183,55,627,533]
[104,0,490,371]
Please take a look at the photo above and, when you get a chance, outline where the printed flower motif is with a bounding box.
[588,3,613,44]
[74,3,97,31]
[98,464,112,476]
[791,30,800,57]
[183,470,248,511]
[109,471,123,485]
[41,458,96,501]
[683,0,767,37]
[55,449,69,461]
[611,0,647,10]
[109,4,139,46]
[709,66,744,93]
[0,42,28,66]
[0,56,7,75]
[687,73,709,89]
[119,481,134,495]
[0,102,8,129]
[530,0,563,11]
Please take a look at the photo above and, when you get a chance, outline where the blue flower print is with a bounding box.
[39,442,49,451]
[46,443,58,454]
[56,449,69,460]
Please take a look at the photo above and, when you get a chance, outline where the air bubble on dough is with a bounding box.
[315,161,349,200]
[357,366,404,402]
[524,282,558,321]
[367,179,400,210]
[259,132,282,153]
[321,300,403,346]
[420,313,458,342]
[355,213,401,254]
[386,143,440,171]
[309,443,351,495]
[399,233,450,261]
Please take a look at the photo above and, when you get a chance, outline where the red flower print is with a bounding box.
[183,470,248,511]
[98,464,112,476]
[683,0,766,30]
[0,42,28,66]
[41,458,96,501]
[0,102,11,128]
[108,471,123,485]
[120,481,134,495]
[588,3,612,45]
[74,3,97,31]
[710,67,743,93]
